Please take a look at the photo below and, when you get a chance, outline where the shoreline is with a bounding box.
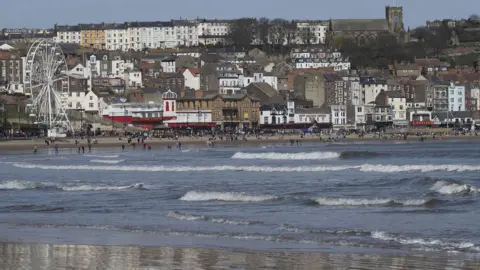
[1,134,480,151]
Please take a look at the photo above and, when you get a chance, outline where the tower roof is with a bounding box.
[162,89,177,100]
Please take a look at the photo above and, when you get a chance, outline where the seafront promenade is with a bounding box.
[0,133,479,150]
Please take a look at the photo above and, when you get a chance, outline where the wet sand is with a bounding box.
[1,134,480,151]
[0,242,478,270]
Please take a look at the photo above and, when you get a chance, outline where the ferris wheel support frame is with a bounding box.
[24,38,73,133]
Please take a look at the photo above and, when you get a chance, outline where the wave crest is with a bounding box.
[371,231,480,252]
[12,162,480,173]
[0,180,144,191]
[431,180,479,195]
[179,191,278,202]
[313,197,438,207]
[231,151,340,160]
[90,159,125,164]
[167,211,257,225]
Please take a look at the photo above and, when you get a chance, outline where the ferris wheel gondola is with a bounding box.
[24,39,72,137]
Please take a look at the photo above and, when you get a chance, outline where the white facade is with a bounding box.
[362,83,388,105]
[448,83,466,111]
[330,105,347,126]
[124,70,142,88]
[241,73,278,90]
[294,112,330,124]
[55,30,81,44]
[174,23,199,47]
[105,28,129,51]
[471,88,480,110]
[294,60,351,71]
[165,110,212,124]
[161,59,176,73]
[389,96,407,122]
[295,21,328,44]
[69,64,89,78]
[219,77,242,94]
[354,105,366,125]
[66,90,99,112]
[182,69,200,90]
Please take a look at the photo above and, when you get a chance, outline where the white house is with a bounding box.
[330,104,347,127]
[69,63,89,78]
[161,56,177,73]
[362,80,388,104]
[124,70,142,88]
[354,105,366,126]
[173,20,199,47]
[295,21,328,44]
[471,88,480,110]
[259,101,330,126]
[218,76,242,94]
[105,25,129,51]
[448,82,466,111]
[181,68,200,90]
[197,19,230,45]
[54,25,81,44]
[385,91,408,126]
[241,73,278,90]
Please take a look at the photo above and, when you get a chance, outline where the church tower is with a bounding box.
[385,5,404,33]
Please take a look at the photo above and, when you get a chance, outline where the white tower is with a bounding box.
[162,90,177,117]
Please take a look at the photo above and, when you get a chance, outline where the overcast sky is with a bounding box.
[1,0,478,28]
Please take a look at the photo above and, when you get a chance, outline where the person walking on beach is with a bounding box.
[54,144,59,155]
[81,146,85,153]
[88,143,92,152]
[33,146,37,154]
[121,144,125,151]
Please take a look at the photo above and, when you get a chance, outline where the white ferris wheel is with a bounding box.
[24,39,72,131]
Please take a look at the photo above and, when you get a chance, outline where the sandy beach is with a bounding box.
[1,133,480,151]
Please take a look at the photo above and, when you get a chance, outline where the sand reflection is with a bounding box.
[0,242,479,270]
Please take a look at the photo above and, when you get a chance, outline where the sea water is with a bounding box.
[1,140,480,269]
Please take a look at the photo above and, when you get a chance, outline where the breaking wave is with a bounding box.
[12,162,480,173]
[431,180,479,195]
[312,197,440,207]
[371,231,480,252]
[167,211,260,225]
[179,191,278,202]
[90,159,125,164]
[85,154,119,158]
[0,180,144,191]
[231,151,340,160]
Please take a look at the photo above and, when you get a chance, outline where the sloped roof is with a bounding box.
[331,19,389,31]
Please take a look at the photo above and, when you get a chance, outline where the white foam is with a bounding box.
[180,191,277,202]
[12,162,480,173]
[371,231,480,252]
[167,211,253,225]
[60,183,143,191]
[0,180,51,190]
[85,154,119,158]
[314,197,429,206]
[89,159,125,164]
[431,180,479,195]
[231,151,340,160]
[0,180,143,191]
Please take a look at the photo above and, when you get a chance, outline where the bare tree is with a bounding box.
[298,27,313,45]
[228,18,258,47]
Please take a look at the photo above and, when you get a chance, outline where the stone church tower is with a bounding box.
[385,6,404,33]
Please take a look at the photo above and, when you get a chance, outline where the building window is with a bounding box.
[357,107,362,112]
[264,116,268,124]
[76,92,80,97]
[90,96,93,100]
[89,103,94,108]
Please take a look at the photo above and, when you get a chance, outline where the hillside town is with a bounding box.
[1,5,480,137]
